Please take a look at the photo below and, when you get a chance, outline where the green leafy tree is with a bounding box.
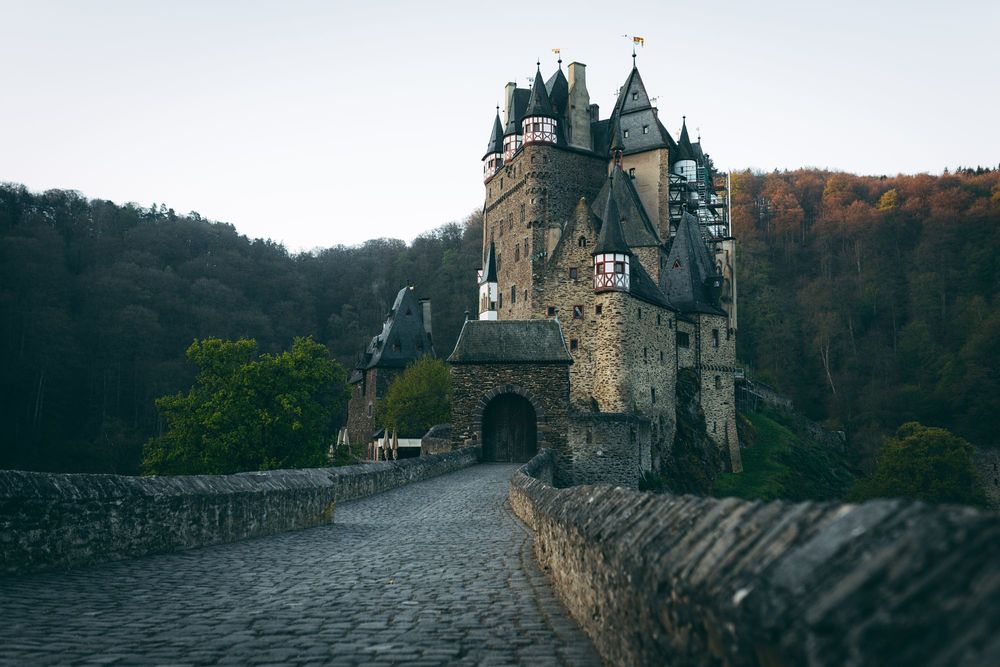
[850,422,986,505]
[143,336,349,474]
[377,357,451,437]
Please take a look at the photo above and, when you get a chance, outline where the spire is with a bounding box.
[525,65,554,118]
[676,116,696,161]
[483,108,504,159]
[481,241,498,284]
[594,176,630,255]
[661,210,725,315]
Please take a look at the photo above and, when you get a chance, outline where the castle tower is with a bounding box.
[482,109,504,182]
[522,65,557,145]
[502,82,527,161]
[478,241,499,320]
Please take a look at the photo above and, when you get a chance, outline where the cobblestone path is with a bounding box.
[0,464,600,666]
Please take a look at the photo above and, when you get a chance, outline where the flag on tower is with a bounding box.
[633,36,645,47]
[552,47,561,54]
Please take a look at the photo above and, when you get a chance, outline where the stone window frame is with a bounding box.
[712,329,720,348]
[577,236,587,247]
[573,305,584,319]
[569,267,578,280]
[570,338,579,351]
[547,306,556,316]
[595,304,603,316]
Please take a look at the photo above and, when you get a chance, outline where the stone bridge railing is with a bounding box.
[510,449,1000,667]
[1,447,480,575]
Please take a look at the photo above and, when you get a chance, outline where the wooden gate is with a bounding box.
[482,393,537,463]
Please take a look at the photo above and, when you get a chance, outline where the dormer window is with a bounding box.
[623,129,630,138]
[632,92,638,101]
[629,168,636,179]
[643,125,649,134]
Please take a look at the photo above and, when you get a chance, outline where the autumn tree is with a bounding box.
[377,357,452,437]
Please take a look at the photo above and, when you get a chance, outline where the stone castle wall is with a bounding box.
[483,144,606,320]
[566,413,646,487]
[346,367,402,446]
[0,448,480,575]
[619,147,671,242]
[696,312,741,472]
[510,450,1000,666]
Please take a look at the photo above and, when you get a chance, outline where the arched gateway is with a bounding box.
[482,393,537,462]
[448,320,571,467]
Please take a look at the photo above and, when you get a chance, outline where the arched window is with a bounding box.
[578,236,587,247]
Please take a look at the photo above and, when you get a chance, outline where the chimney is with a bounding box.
[419,298,432,341]
[567,63,593,151]
[589,103,600,123]
[503,82,516,128]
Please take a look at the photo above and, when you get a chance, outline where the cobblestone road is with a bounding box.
[0,464,600,666]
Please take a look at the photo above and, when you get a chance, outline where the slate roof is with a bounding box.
[630,258,674,310]
[594,187,629,255]
[448,319,572,364]
[660,211,726,316]
[481,240,498,284]
[504,88,530,136]
[525,68,554,118]
[591,165,662,247]
[545,67,569,117]
[600,66,673,156]
[350,287,434,381]
[483,111,504,159]
[675,119,696,162]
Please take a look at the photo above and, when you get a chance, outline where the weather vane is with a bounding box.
[622,34,646,63]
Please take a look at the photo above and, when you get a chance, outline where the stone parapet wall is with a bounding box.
[511,450,1000,666]
[0,447,480,575]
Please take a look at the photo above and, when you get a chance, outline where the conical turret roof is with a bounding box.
[676,117,696,162]
[594,179,630,255]
[503,88,530,136]
[545,67,569,116]
[661,211,726,315]
[525,66,554,118]
[483,111,504,159]
[481,240,498,284]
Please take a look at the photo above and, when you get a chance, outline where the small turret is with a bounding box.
[502,83,524,161]
[673,117,699,207]
[522,64,557,145]
[593,172,631,293]
[478,241,499,320]
[482,108,504,182]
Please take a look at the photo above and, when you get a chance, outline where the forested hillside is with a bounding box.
[0,185,481,473]
[2,167,998,475]
[733,167,1000,468]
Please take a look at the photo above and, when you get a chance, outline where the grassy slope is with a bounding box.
[712,408,856,502]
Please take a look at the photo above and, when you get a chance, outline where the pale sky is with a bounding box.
[1,1,997,250]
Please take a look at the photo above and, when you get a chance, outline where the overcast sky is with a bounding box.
[2,0,997,250]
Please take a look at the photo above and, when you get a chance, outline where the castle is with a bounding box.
[350,55,741,486]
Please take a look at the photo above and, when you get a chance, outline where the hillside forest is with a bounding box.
[1,167,998,476]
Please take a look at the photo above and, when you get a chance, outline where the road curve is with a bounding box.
[0,463,600,666]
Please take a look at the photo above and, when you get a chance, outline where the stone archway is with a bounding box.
[481,393,538,463]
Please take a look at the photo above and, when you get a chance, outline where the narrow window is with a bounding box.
[573,305,584,319]
[642,125,649,134]
[629,168,636,179]
[632,92,638,101]
[638,308,642,320]
[367,403,373,418]
[657,314,661,326]
[595,304,603,315]
[623,129,630,138]
[511,286,516,304]
[570,338,579,351]
[520,203,525,222]
[715,375,722,389]
[578,236,587,247]
[712,329,720,348]
[713,421,718,433]
[643,347,648,361]
[547,306,556,316]
[677,331,690,348]
[498,293,503,309]
[569,267,578,280]
[659,350,664,363]
[651,386,656,404]
[515,245,520,261]
[523,289,527,301]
